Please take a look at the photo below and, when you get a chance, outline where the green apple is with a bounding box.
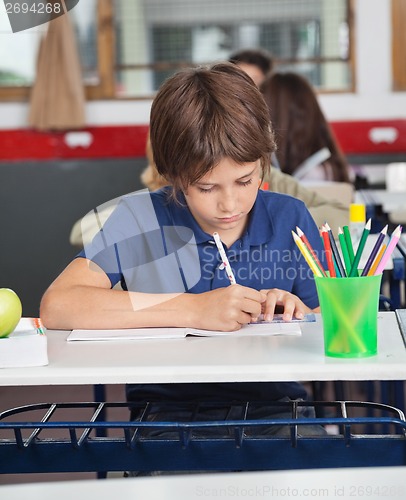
[0,288,22,338]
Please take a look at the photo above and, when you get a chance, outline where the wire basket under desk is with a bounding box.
[1,400,406,475]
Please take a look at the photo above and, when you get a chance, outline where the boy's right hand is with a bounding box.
[189,285,266,332]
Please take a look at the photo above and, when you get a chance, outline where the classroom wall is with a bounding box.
[0,0,405,131]
[0,158,146,316]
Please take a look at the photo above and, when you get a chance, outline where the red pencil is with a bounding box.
[296,226,326,276]
[321,228,336,277]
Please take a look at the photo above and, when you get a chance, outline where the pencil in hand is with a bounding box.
[213,232,237,285]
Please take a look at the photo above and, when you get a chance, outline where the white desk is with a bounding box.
[2,313,406,477]
[1,467,406,500]
[1,312,406,386]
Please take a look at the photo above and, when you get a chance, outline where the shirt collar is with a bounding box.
[166,188,213,244]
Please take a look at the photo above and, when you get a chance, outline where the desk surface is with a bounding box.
[1,312,406,386]
[2,467,406,500]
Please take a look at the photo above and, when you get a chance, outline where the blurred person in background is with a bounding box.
[261,71,351,183]
[228,48,274,87]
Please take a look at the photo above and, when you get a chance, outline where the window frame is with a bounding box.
[0,0,114,102]
[114,0,357,99]
[392,0,406,91]
[2,0,388,102]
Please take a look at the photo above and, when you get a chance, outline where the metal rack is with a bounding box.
[1,400,406,475]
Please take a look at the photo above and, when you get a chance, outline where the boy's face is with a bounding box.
[184,158,261,243]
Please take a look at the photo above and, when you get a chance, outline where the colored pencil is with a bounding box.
[321,228,336,277]
[292,231,324,278]
[361,225,388,276]
[343,225,355,265]
[296,226,326,276]
[374,225,402,276]
[213,232,237,284]
[322,225,340,277]
[367,243,387,276]
[33,317,45,335]
[324,223,346,277]
[338,227,352,275]
[349,219,371,277]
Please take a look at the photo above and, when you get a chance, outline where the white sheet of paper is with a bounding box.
[67,327,186,341]
[67,320,302,342]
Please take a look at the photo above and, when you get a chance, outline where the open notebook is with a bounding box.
[67,314,315,342]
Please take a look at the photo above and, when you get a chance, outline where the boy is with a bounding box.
[41,63,324,435]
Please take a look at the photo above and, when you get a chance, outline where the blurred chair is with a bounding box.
[301,181,354,207]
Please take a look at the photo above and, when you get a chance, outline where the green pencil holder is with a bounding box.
[315,274,382,358]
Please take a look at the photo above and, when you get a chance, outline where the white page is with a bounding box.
[67,314,311,342]
[67,327,187,341]
[187,321,301,337]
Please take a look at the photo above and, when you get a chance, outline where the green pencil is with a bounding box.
[338,227,352,275]
[349,219,372,277]
[343,225,355,264]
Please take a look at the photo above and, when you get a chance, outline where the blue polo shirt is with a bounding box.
[81,187,323,309]
[79,187,325,403]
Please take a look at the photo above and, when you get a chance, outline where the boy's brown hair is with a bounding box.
[150,62,276,195]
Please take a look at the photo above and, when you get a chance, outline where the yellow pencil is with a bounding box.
[367,243,387,276]
[292,231,324,278]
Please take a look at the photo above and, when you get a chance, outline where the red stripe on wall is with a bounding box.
[0,120,405,162]
[0,125,149,161]
[331,119,406,155]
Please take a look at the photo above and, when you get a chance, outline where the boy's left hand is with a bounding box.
[259,288,311,322]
